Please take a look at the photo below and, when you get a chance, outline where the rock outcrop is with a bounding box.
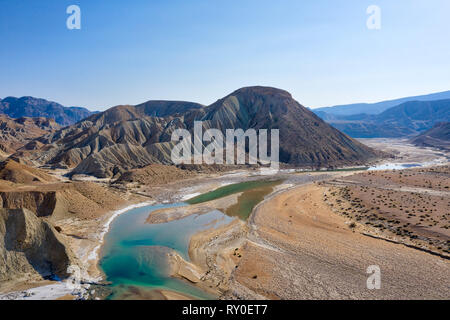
[0,208,76,284]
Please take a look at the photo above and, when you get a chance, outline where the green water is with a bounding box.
[187,179,282,206]
[224,182,281,220]
[100,203,232,300]
[100,180,283,299]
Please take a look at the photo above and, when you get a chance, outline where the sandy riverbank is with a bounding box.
[157,172,358,299]
[225,183,449,299]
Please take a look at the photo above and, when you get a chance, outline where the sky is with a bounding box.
[0,0,449,111]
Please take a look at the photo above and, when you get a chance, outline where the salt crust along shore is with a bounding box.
[0,201,155,300]
[87,201,155,263]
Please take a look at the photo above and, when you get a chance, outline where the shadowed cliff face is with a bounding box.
[0,192,58,218]
[13,87,379,178]
[0,208,76,284]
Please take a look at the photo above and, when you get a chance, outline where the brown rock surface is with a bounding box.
[0,208,77,286]
[0,114,60,154]
[115,164,196,186]
[0,159,57,184]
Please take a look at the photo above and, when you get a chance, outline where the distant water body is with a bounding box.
[368,163,422,171]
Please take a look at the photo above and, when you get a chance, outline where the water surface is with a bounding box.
[187,179,281,201]
[224,181,282,219]
[100,179,284,299]
[368,163,422,171]
[100,203,232,300]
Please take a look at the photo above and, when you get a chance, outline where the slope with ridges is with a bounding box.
[15,87,380,177]
[0,208,77,284]
[0,114,60,154]
[0,159,57,184]
[410,122,450,151]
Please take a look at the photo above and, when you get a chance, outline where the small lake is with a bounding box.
[100,179,282,299]
[100,203,233,300]
[187,179,282,220]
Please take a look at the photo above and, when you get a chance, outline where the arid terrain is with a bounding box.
[228,182,448,299]
[2,0,450,305]
[142,140,450,300]
[0,136,449,300]
[323,166,450,255]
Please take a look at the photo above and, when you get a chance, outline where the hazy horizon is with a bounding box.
[1,0,449,111]
[1,87,450,112]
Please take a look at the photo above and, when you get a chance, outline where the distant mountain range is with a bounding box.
[314,97,450,138]
[0,96,96,126]
[410,122,450,151]
[13,86,378,178]
[314,90,450,116]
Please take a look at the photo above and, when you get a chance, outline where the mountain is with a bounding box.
[314,90,450,116]
[322,99,450,138]
[0,96,95,126]
[81,100,203,126]
[0,114,60,154]
[410,122,450,151]
[183,87,377,166]
[14,87,379,178]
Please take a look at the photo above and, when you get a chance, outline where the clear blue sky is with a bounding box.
[1,0,449,111]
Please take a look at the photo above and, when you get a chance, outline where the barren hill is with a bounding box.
[0,160,127,220]
[115,164,196,186]
[410,122,450,151]
[185,87,377,166]
[0,159,56,184]
[14,87,379,178]
[0,114,60,154]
